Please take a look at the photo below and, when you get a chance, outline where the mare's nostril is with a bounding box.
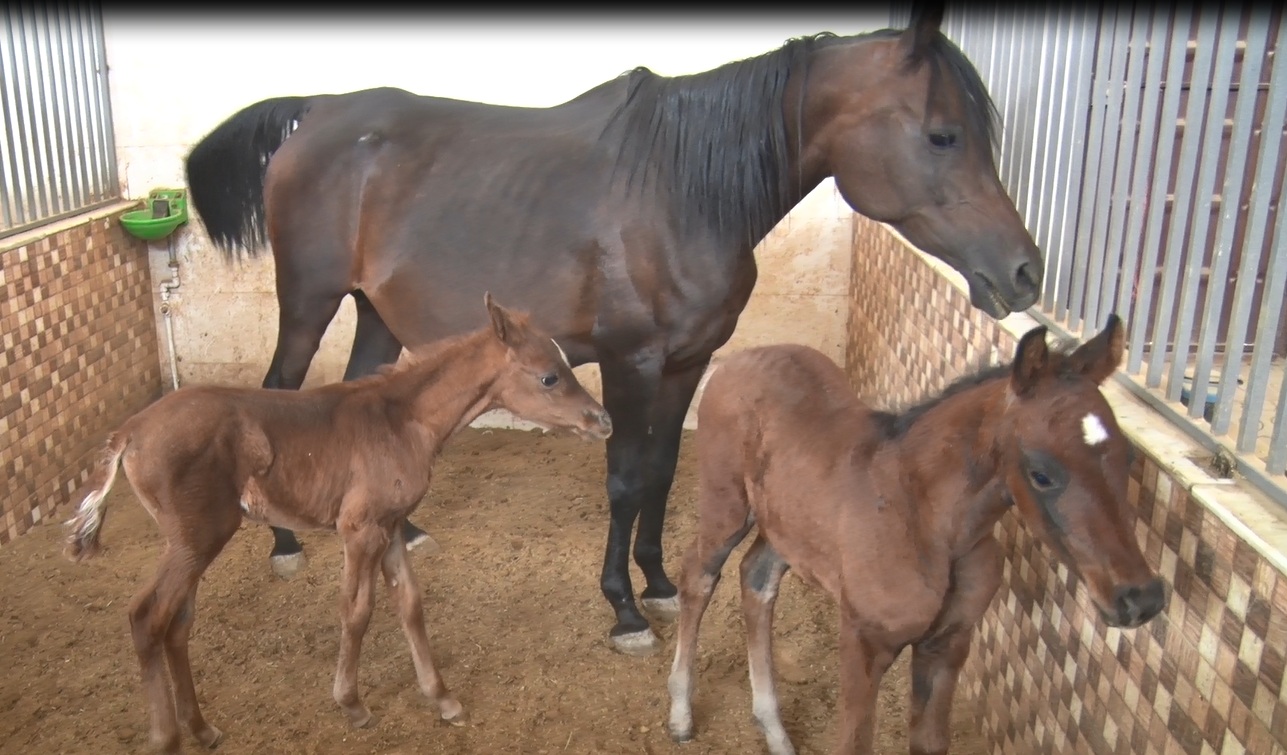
[1014,260,1042,295]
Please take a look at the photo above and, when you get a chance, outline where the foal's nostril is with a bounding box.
[589,409,613,437]
[1114,579,1166,626]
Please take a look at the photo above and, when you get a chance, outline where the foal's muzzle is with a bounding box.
[1105,578,1166,628]
[579,409,613,440]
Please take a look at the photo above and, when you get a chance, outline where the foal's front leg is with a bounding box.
[380,527,463,723]
[836,611,899,755]
[907,540,1002,755]
[333,521,388,727]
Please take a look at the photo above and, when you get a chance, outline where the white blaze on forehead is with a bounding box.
[551,338,570,368]
[1082,412,1110,446]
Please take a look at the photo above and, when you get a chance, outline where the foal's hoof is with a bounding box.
[669,727,694,744]
[195,724,223,749]
[439,698,466,726]
[641,595,680,622]
[270,552,307,580]
[609,628,662,657]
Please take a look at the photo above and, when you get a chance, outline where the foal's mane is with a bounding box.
[873,336,1079,439]
[601,26,999,251]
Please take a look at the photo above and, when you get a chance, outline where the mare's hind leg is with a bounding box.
[738,536,794,755]
[666,475,754,743]
[261,279,347,579]
[380,527,463,722]
[332,520,389,727]
[908,540,1002,755]
[342,291,436,555]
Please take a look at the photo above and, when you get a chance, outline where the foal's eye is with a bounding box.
[1028,470,1055,489]
[928,131,958,149]
[540,373,559,388]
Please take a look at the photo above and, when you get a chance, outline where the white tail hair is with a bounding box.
[64,433,127,561]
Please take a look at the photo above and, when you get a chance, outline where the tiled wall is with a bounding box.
[0,204,163,547]
[846,215,1287,754]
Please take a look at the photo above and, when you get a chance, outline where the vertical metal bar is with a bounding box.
[1145,8,1218,389]
[1194,10,1270,432]
[0,7,25,228]
[1008,7,1039,212]
[1066,4,1125,332]
[1128,5,1193,374]
[85,1,118,197]
[998,7,1023,188]
[27,4,64,217]
[47,3,85,210]
[1226,11,1287,446]
[1162,10,1240,403]
[1266,358,1287,473]
[1114,8,1170,338]
[64,2,96,207]
[1048,4,1100,318]
[1029,12,1071,284]
[7,5,39,225]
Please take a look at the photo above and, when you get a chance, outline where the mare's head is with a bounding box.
[483,293,613,441]
[814,5,1041,317]
[999,315,1164,628]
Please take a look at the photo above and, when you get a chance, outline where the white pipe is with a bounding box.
[158,235,181,391]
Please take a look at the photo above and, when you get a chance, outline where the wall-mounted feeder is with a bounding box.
[120,187,189,241]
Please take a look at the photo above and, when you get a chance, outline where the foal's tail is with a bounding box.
[184,95,315,261]
[63,433,129,562]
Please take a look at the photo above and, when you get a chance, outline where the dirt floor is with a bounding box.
[0,428,988,755]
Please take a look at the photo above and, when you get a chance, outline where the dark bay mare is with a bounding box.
[183,6,1042,654]
[667,316,1165,754]
[64,295,612,753]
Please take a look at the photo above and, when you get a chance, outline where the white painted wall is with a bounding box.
[102,11,889,426]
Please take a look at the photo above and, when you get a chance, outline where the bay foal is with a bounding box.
[64,294,612,754]
[667,316,1165,755]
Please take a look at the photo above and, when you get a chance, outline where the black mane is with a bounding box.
[601,26,999,252]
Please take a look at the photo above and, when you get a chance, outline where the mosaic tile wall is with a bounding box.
[1,206,163,547]
[846,215,1287,754]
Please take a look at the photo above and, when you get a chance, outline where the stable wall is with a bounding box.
[0,205,163,547]
[102,13,885,423]
[847,215,1287,754]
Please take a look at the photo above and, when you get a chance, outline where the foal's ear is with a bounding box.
[1067,314,1125,384]
[484,291,520,346]
[1011,324,1050,396]
[901,0,945,63]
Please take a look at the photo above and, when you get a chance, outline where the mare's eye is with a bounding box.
[540,373,559,388]
[928,131,958,149]
[1028,470,1055,490]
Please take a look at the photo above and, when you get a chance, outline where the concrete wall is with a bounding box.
[847,214,1287,754]
[101,12,886,425]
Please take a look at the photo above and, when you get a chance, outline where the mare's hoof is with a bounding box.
[641,595,680,622]
[610,628,661,657]
[195,724,223,749]
[405,530,441,555]
[270,552,307,580]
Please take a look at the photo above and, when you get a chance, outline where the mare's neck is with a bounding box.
[893,379,1013,557]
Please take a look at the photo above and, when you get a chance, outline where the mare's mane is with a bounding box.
[872,335,1080,439]
[602,26,999,251]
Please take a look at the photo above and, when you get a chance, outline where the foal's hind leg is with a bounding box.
[666,494,753,743]
[380,528,463,723]
[738,536,794,755]
[343,291,436,555]
[165,592,224,749]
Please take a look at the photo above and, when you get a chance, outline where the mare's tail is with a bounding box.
[184,95,315,260]
[63,433,129,562]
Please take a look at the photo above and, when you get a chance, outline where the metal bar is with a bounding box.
[84,1,118,196]
[27,4,65,217]
[47,3,85,210]
[1241,159,1287,463]
[1194,10,1270,435]
[1025,12,1063,258]
[1163,10,1241,404]
[1127,4,1193,374]
[0,7,23,228]
[1145,8,1218,389]
[1225,12,1287,446]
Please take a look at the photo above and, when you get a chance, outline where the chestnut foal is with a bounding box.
[667,316,1165,755]
[64,294,612,754]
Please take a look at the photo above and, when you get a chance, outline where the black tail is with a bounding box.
[184,96,315,261]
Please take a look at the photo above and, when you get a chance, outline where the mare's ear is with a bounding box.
[901,0,945,63]
[485,291,520,347]
[1011,324,1050,396]
[1067,314,1125,384]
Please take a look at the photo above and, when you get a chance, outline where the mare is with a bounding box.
[63,295,612,754]
[666,315,1166,755]
[182,5,1042,654]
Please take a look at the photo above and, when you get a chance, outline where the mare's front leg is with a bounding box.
[598,357,708,655]
[836,611,900,754]
[380,527,463,723]
[908,540,1002,755]
[332,519,389,728]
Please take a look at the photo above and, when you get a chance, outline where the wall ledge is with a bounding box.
[1,200,139,253]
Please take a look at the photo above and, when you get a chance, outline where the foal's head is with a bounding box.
[483,293,613,441]
[999,315,1164,628]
